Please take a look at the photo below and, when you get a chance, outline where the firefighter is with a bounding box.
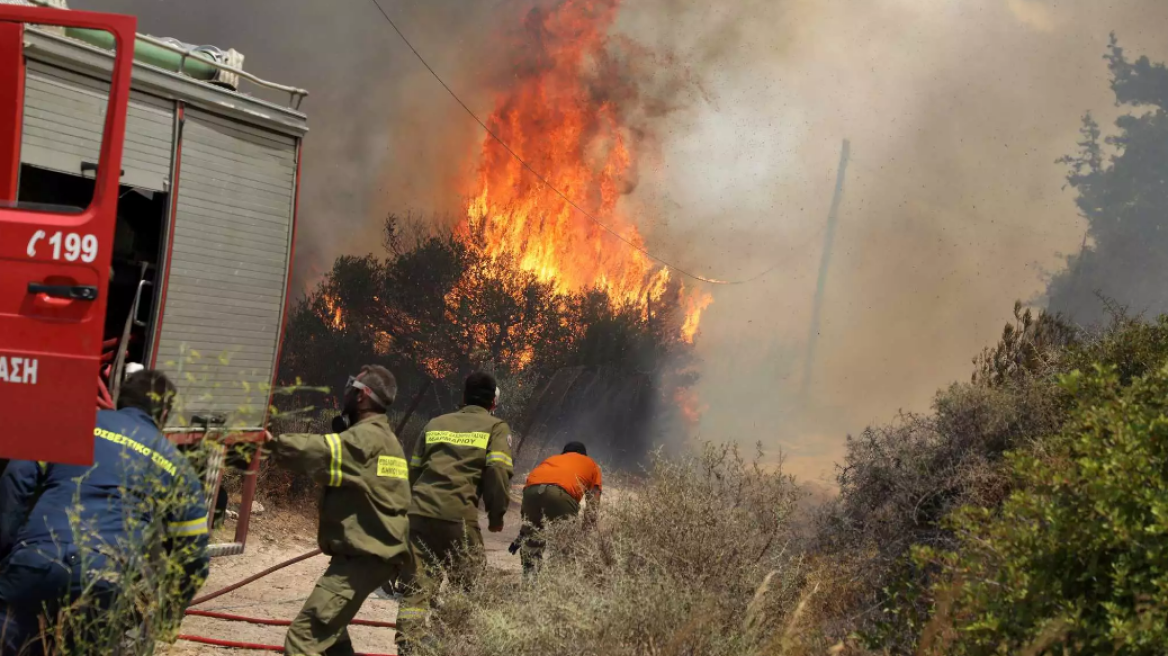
[0,370,209,656]
[265,365,411,656]
[396,371,514,651]
[511,442,602,577]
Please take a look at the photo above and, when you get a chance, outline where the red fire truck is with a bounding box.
[0,2,307,557]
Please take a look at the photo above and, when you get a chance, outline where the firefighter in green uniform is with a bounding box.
[265,365,411,656]
[396,371,514,650]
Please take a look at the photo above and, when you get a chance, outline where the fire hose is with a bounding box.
[188,548,323,607]
[176,548,396,655]
[185,609,395,628]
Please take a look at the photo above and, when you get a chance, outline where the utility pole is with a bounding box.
[801,139,851,402]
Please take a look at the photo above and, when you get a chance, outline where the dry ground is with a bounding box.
[159,488,525,656]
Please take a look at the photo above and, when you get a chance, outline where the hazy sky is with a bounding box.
[617,0,1168,480]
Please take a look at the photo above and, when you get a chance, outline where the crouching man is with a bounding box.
[512,442,602,577]
[0,370,209,655]
[265,365,410,656]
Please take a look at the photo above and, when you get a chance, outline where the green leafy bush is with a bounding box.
[920,362,1168,655]
[810,309,1168,652]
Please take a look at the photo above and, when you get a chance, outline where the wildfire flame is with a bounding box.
[680,292,713,344]
[674,385,707,425]
[463,0,711,337]
[322,293,345,330]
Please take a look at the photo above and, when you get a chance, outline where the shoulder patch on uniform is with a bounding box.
[507,434,513,448]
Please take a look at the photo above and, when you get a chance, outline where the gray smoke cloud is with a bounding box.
[612,0,1168,481]
[73,0,1168,481]
[70,0,513,294]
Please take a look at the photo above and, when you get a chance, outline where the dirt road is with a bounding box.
[160,496,523,655]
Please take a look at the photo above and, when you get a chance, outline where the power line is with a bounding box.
[367,0,784,286]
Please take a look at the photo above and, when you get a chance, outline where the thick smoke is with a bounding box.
[77,0,1168,481]
[70,0,513,294]
[613,0,1168,480]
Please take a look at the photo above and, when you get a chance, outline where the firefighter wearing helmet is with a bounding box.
[264,365,411,656]
[395,371,514,653]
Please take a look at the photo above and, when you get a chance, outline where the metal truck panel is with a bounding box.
[154,106,296,427]
[22,28,308,136]
[165,264,286,288]
[21,59,174,192]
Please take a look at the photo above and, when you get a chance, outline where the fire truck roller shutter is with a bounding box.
[154,107,296,427]
[21,59,174,192]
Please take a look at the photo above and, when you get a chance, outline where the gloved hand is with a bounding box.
[508,538,522,555]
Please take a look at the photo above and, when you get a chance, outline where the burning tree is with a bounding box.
[463,0,711,333]
[279,0,712,462]
[278,214,701,461]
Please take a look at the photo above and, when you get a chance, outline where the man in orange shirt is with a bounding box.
[511,442,602,577]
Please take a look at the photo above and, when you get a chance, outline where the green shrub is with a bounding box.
[813,309,1168,651]
[920,362,1168,655]
[1063,315,1168,388]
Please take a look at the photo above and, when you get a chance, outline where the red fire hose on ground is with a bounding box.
[177,548,397,656]
[185,609,395,628]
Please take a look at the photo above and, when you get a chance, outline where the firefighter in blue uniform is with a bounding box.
[0,370,210,656]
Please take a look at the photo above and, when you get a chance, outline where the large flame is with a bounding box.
[463,0,710,338]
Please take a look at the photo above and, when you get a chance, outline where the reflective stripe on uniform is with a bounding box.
[94,428,177,476]
[324,433,342,487]
[397,607,429,619]
[410,456,424,468]
[424,430,490,449]
[168,516,209,537]
[485,451,513,468]
[377,455,409,479]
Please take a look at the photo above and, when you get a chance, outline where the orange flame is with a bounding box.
[674,385,706,425]
[322,293,345,330]
[420,356,453,380]
[680,290,713,343]
[463,0,709,334]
